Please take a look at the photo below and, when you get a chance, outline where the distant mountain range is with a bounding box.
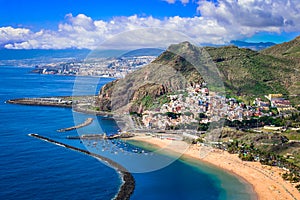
[120,48,164,57]
[230,40,276,50]
[0,40,278,62]
[0,49,90,61]
[0,48,164,66]
[0,49,91,66]
[0,40,276,63]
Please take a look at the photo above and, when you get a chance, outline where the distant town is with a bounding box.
[31,55,157,78]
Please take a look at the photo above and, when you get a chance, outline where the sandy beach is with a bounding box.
[128,134,300,200]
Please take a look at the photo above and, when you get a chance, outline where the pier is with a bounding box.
[57,118,93,132]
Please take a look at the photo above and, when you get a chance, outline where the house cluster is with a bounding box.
[265,94,293,113]
[141,85,297,130]
[253,98,270,111]
[226,98,254,121]
[33,56,156,78]
[142,84,244,129]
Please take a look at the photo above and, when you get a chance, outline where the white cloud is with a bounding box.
[2,14,232,49]
[0,26,31,43]
[197,0,300,33]
[164,0,176,3]
[1,1,299,50]
[181,0,190,4]
[164,0,189,4]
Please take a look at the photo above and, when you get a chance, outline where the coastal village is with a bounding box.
[136,83,300,194]
[141,84,298,132]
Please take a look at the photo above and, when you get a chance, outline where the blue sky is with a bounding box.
[0,0,299,49]
[0,0,198,30]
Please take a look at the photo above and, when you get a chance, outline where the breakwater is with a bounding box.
[72,106,114,117]
[57,118,93,132]
[66,132,135,140]
[7,97,114,117]
[6,97,72,108]
[28,133,135,200]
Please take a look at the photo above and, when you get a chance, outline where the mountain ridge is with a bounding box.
[261,35,300,64]
[97,35,300,113]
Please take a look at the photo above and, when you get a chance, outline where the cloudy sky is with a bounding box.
[0,0,299,49]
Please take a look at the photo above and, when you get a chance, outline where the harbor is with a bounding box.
[66,132,135,140]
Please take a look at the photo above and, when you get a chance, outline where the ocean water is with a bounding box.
[0,66,254,200]
[0,66,120,199]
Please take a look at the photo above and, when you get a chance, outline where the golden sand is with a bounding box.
[129,134,300,200]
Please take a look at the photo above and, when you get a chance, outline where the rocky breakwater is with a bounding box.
[29,133,135,200]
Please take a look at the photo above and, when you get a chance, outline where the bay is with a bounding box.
[0,66,254,200]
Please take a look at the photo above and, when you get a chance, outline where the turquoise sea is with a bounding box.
[0,66,255,199]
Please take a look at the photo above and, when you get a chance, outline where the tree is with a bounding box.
[199,113,207,118]
[240,153,255,161]
[198,123,209,131]
[250,142,254,150]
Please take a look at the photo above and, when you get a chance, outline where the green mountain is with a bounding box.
[205,45,293,99]
[260,36,300,103]
[97,36,300,113]
[261,36,300,61]
[204,35,300,102]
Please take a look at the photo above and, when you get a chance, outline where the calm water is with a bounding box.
[0,66,253,199]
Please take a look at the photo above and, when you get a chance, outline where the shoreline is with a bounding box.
[128,134,300,200]
[28,133,135,200]
[11,96,300,199]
